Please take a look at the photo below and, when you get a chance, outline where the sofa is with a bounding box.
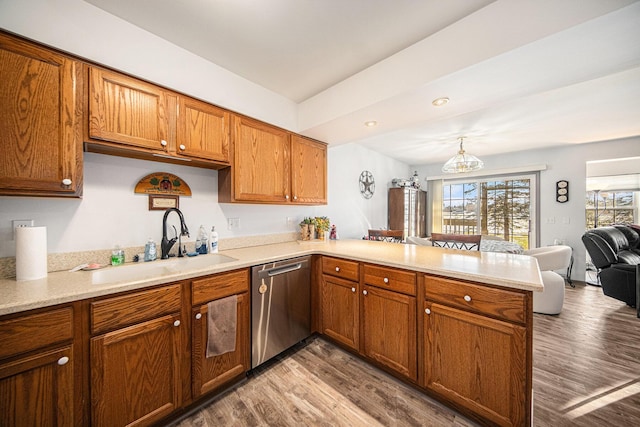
[582,225,639,312]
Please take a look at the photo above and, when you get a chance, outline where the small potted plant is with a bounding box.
[299,217,313,241]
[314,216,330,240]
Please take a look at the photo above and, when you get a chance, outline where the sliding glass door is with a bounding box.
[442,175,536,249]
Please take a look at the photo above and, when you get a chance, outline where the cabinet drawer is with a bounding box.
[192,269,249,306]
[425,275,526,324]
[0,307,73,360]
[91,283,181,335]
[322,257,359,281]
[364,264,416,296]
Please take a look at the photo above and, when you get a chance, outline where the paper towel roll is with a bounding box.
[16,226,48,281]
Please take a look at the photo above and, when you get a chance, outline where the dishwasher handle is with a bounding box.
[257,258,309,279]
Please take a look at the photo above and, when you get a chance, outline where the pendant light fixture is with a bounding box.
[442,137,484,173]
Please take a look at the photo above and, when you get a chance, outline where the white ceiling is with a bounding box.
[85,0,640,166]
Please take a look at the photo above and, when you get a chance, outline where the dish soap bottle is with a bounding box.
[144,238,157,262]
[210,226,218,253]
[197,225,208,255]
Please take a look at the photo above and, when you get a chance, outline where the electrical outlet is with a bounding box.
[227,217,240,230]
[12,219,34,240]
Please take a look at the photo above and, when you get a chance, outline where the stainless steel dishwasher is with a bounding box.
[251,256,311,368]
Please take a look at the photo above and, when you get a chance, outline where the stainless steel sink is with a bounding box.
[91,254,237,284]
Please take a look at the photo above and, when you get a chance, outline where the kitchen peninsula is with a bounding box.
[0,239,542,427]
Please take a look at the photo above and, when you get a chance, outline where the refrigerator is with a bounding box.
[388,187,427,239]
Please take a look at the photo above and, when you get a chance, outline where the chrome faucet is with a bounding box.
[161,208,190,259]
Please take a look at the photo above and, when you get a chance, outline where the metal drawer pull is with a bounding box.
[61,178,72,186]
[363,290,368,296]
[425,308,431,315]
[173,320,181,327]
[195,313,202,320]
[335,267,340,272]
[383,277,389,283]
[464,295,472,302]
[161,140,167,146]
[351,287,356,293]
[57,356,69,366]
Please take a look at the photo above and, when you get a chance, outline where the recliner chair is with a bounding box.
[582,225,639,312]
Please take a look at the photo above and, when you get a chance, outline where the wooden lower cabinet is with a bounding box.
[0,345,75,427]
[89,283,184,427]
[362,285,417,381]
[190,269,250,398]
[90,314,183,427]
[423,301,527,427]
[0,305,77,427]
[320,274,359,351]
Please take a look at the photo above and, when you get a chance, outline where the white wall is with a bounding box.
[327,144,411,239]
[412,137,640,281]
[0,0,297,130]
[0,145,408,257]
[0,0,410,261]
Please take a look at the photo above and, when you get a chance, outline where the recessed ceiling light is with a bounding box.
[364,121,378,127]
[432,97,449,107]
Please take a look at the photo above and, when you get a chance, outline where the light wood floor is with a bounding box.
[171,282,640,426]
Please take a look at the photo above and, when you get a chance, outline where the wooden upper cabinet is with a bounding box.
[223,115,291,203]
[87,66,230,168]
[176,96,230,163]
[291,135,327,204]
[0,33,83,197]
[219,115,327,205]
[88,66,170,152]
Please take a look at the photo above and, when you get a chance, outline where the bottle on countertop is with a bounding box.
[196,225,208,255]
[111,245,125,266]
[210,226,218,253]
[144,238,157,262]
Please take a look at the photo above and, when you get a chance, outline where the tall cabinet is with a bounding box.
[388,188,426,239]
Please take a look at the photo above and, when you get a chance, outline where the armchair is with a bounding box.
[582,225,639,313]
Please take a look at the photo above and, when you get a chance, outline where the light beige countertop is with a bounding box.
[0,239,542,316]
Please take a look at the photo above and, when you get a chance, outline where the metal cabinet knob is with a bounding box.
[195,313,202,320]
[351,287,356,293]
[173,320,181,327]
[335,267,340,272]
[179,144,186,150]
[285,195,289,200]
[161,140,168,146]
[363,290,368,296]
[61,178,72,186]
[383,277,389,284]
[293,195,298,200]
[464,295,472,302]
[57,356,69,366]
[425,308,431,315]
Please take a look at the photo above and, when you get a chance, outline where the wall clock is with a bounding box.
[359,170,375,199]
[556,180,569,203]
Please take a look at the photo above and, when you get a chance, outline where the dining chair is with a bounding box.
[430,233,482,251]
[368,229,404,243]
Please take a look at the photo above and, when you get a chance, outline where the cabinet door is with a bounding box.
[0,345,74,427]
[362,285,417,380]
[176,96,230,163]
[88,67,170,152]
[192,292,250,397]
[91,314,182,427]
[0,33,82,196]
[423,302,527,427]
[231,116,290,203]
[290,135,327,204]
[320,275,359,351]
